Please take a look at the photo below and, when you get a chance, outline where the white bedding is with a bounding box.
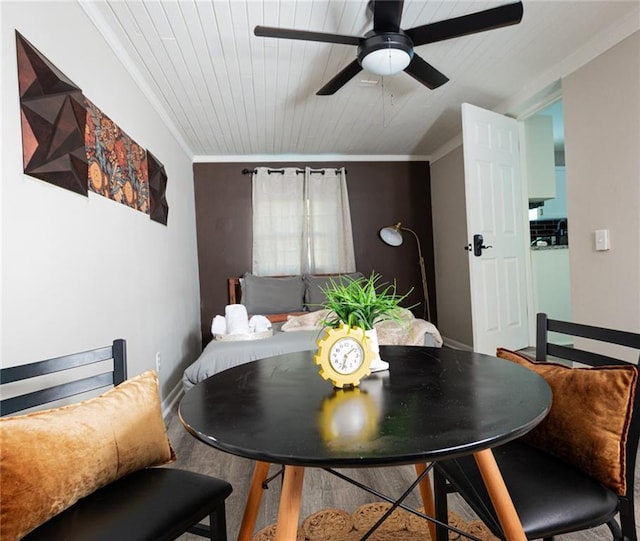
[182,310,443,390]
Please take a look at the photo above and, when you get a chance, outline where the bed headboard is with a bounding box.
[228,277,242,305]
[227,274,344,306]
[228,273,356,323]
[227,276,306,323]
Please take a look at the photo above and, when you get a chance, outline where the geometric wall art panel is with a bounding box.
[16,31,88,195]
[85,99,150,214]
[147,150,169,225]
[15,30,169,224]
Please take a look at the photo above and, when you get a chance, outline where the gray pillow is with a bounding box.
[241,274,305,314]
[303,273,364,311]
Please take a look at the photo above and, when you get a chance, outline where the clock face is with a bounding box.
[329,337,365,375]
[314,323,373,388]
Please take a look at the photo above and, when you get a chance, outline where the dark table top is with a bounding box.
[179,346,551,467]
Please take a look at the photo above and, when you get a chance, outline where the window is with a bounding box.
[252,167,355,276]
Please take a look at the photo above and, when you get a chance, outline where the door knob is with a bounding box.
[472,234,493,257]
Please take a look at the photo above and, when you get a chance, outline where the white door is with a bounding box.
[462,103,529,354]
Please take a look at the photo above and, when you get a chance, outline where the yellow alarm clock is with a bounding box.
[314,322,374,388]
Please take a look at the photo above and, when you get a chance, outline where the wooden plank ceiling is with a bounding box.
[80,1,639,158]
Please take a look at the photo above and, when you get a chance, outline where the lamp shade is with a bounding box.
[361,48,411,76]
[377,221,431,321]
[379,225,403,247]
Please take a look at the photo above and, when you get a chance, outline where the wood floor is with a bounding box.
[166,409,635,541]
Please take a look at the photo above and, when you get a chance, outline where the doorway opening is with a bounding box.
[520,97,572,345]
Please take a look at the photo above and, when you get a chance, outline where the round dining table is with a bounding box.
[180,346,551,541]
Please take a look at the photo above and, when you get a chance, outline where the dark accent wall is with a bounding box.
[193,161,435,345]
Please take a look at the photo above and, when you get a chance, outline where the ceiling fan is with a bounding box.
[254,0,523,95]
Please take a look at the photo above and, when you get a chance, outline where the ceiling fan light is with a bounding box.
[361,48,411,76]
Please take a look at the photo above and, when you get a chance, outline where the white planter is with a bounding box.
[364,328,389,372]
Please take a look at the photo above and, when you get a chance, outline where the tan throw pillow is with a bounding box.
[0,370,175,541]
[496,348,637,496]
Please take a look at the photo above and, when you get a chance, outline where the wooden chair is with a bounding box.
[0,339,232,541]
[433,314,640,541]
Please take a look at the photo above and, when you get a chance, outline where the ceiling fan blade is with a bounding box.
[406,2,523,46]
[404,54,449,90]
[316,60,363,95]
[372,0,404,33]
[254,26,360,46]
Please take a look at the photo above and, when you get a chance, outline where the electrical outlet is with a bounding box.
[155,352,161,373]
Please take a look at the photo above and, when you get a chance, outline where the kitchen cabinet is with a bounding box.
[525,115,556,202]
[537,167,567,220]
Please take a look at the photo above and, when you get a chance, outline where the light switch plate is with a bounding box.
[595,229,610,251]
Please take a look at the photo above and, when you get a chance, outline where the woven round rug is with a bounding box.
[251,523,306,541]
[303,508,354,540]
[352,502,409,532]
[406,508,470,539]
[465,520,501,541]
[251,503,498,541]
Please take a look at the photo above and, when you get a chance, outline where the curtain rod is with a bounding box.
[241,167,346,175]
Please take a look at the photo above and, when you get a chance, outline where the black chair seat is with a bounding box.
[437,441,620,539]
[23,468,233,541]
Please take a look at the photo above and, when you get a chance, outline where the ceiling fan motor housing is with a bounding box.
[357,32,414,75]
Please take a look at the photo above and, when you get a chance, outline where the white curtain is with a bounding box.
[252,167,355,276]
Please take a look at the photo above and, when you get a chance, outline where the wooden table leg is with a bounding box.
[414,463,436,541]
[274,466,305,541]
[474,449,526,541]
[238,461,271,541]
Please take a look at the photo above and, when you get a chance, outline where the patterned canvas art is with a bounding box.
[85,99,150,214]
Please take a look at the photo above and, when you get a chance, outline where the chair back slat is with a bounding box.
[0,339,126,416]
[546,318,640,350]
[1,373,115,416]
[546,343,631,367]
[1,345,116,384]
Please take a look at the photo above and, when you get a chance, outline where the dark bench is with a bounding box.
[0,339,232,541]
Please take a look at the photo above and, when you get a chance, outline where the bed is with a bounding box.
[182,273,443,390]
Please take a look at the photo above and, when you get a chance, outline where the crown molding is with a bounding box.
[192,154,431,163]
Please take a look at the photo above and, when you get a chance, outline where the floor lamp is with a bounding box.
[379,222,431,322]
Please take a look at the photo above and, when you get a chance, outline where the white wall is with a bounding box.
[563,31,640,358]
[1,1,202,405]
[430,146,473,349]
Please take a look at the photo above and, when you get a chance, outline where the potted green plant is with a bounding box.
[320,273,413,370]
[320,272,411,330]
